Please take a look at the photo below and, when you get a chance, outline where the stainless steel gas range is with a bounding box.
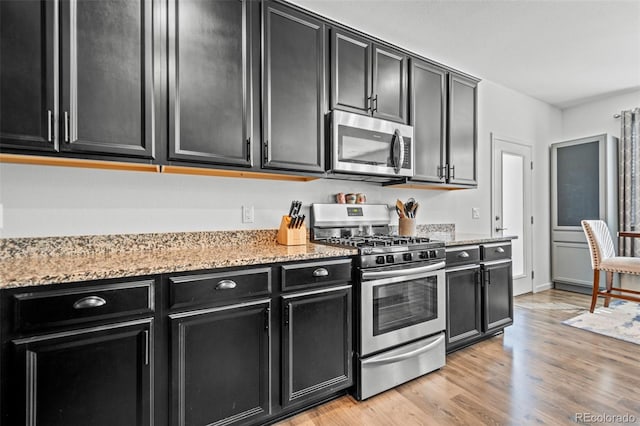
[311,204,446,400]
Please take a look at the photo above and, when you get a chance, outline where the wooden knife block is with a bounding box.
[277,216,307,246]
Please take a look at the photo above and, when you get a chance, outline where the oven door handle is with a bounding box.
[361,261,445,280]
[361,334,445,366]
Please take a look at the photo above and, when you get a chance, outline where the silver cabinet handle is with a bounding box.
[457,251,470,258]
[64,111,69,142]
[215,280,237,290]
[73,296,106,309]
[47,110,53,142]
[496,247,505,253]
[495,227,508,232]
[312,267,329,277]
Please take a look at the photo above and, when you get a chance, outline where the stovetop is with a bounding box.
[313,234,445,268]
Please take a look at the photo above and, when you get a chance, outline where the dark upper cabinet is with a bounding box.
[331,28,408,124]
[8,319,153,426]
[170,301,271,426]
[263,2,326,173]
[281,285,352,407]
[447,73,478,186]
[445,265,482,352]
[59,0,156,159]
[331,29,371,115]
[410,64,478,186]
[168,0,256,167]
[410,58,447,182]
[482,261,514,333]
[372,44,408,123]
[0,0,57,152]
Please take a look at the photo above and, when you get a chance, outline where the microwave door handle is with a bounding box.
[397,130,405,174]
[392,129,403,174]
[361,261,445,280]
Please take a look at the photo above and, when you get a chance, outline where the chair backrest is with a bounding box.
[581,220,616,269]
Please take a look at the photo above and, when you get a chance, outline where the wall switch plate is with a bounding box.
[472,207,480,219]
[242,205,254,223]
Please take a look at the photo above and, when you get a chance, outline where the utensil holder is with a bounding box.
[398,217,416,237]
[277,216,307,246]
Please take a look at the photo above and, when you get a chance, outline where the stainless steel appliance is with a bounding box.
[329,110,414,178]
[311,204,445,400]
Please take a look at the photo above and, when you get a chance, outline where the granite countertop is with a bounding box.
[0,231,356,289]
[440,233,518,247]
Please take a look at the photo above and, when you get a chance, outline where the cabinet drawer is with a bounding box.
[281,259,352,292]
[169,267,271,309]
[481,242,512,261]
[13,280,154,333]
[445,246,480,268]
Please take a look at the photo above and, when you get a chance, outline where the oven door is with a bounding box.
[360,262,445,356]
[331,110,413,177]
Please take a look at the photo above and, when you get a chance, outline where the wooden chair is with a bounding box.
[581,220,640,312]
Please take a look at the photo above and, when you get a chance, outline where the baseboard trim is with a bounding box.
[535,282,553,293]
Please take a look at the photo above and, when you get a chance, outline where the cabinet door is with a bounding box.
[170,300,270,426]
[168,0,254,167]
[372,44,408,124]
[483,261,514,333]
[263,2,325,172]
[0,0,56,152]
[60,0,155,158]
[9,319,153,426]
[410,59,447,182]
[446,265,482,351]
[447,73,477,185]
[282,285,352,407]
[330,29,371,115]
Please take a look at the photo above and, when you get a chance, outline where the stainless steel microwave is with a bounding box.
[330,110,414,178]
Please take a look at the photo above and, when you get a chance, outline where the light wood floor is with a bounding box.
[277,289,640,425]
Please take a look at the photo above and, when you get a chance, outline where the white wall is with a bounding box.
[562,89,640,140]
[0,79,562,291]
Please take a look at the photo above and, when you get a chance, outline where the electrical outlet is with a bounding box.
[242,205,254,223]
[472,207,480,219]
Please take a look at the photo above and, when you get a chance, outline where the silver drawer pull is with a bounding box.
[312,268,329,277]
[215,280,237,290]
[73,296,106,310]
[457,251,470,258]
[496,247,505,253]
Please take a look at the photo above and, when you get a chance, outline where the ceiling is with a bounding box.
[290,0,640,109]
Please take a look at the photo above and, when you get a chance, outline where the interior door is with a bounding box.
[491,135,533,295]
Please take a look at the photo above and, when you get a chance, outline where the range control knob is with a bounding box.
[386,255,395,263]
[375,256,386,265]
[429,250,437,259]
[419,251,429,259]
[403,253,413,261]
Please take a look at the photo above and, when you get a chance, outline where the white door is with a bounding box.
[491,134,533,296]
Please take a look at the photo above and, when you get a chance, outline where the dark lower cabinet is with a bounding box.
[446,243,513,353]
[170,300,271,426]
[445,264,482,351]
[0,0,57,152]
[281,285,352,407]
[483,260,514,333]
[262,1,326,173]
[9,319,153,426]
[167,0,256,167]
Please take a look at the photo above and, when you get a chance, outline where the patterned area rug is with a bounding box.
[562,300,640,345]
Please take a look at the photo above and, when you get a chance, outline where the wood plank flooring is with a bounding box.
[276,289,640,425]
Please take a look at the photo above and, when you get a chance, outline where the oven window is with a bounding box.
[338,125,392,166]
[373,276,438,336]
